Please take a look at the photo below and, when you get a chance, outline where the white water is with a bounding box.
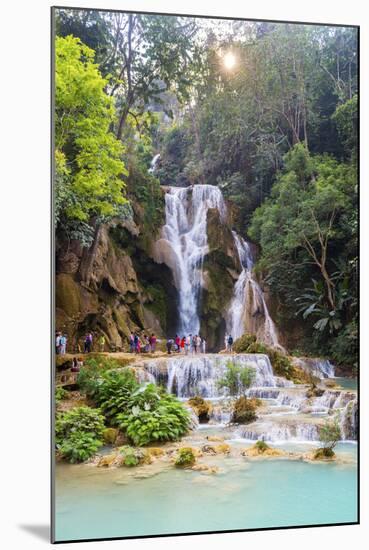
[145,353,281,399]
[148,153,160,173]
[226,232,282,349]
[292,357,335,379]
[154,185,226,335]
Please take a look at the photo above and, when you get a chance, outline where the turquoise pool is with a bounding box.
[54,443,358,541]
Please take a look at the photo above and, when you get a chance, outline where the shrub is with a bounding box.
[116,384,191,446]
[233,333,257,353]
[217,361,255,396]
[255,440,270,453]
[92,369,138,423]
[55,386,68,403]
[55,406,105,463]
[174,447,196,467]
[318,418,341,453]
[232,396,260,424]
[77,356,124,398]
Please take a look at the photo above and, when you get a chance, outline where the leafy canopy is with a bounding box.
[55,35,127,226]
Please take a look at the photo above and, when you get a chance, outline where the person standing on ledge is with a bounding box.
[60,333,67,355]
[166,338,173,354]
[55,332,61,354]
[185,335,190,355]
[175,334,181,352]
[84,332,93,353]
[228,334,234,353]
[150,333,157,353]
[201,337,206,354]
[98,334,105,352]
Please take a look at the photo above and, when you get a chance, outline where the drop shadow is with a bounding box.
[19,524,50,542]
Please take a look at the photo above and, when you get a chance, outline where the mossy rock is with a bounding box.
[56,274,81,318]
[214,443,231,455]
[232,396,259,424]
[102,428,118,445]
[97,453,119,468]
[313,447,335,460]
[174,447,197,468]
[146,447,165,458]
[187,396,212,423]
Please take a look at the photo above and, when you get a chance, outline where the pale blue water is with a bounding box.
[55,443,357,541]
[334,377,357,391]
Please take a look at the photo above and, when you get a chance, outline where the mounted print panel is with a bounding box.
[51,6,359,543]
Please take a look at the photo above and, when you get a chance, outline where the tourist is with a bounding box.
[201,337,206,354]
[185,335,191,355]
[224,333,229,352]
[196,335,201,353]
[129,333,135,353]
[175,334,181,352]
[55,332,61,354]
[166,338,173,354]
[228,334,234,353]
[193,334,199,354]
[60,334,67,355]
[98,334,105,352]
[181,336,185,353]
[150,333,157,353]
[144,335,150,353]
[134,333,140,353]
[84,332,93,353]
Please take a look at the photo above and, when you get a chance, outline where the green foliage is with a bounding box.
[232,396,260,424]
[332,95,358,160]
[249,144,357,367]
[217,360,255,396]
[233,334,257,353]
[174,447,196,468]
[255,440,270,453]
[77,356,129,399]
[89,369,138,423]
[119,445,148,467]
[116,384,190,446]
[319,418,341,451]
[55,406,105,463]
[55,35,127,233]
[55,386,68,403]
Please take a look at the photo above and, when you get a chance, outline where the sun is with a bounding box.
[223,52,236,70]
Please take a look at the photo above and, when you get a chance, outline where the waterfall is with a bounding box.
[340,399,358,440]
[292,357,335,379]
[148,153,161,173]
[226,232,282,349]
[143,353,281,399]
[239,422,320,442]
[154,185,226,335]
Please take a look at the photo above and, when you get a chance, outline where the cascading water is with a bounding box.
[154,185,226,335]
[226,232,282,349]
[147,170,355,444]
[148,153,161,173]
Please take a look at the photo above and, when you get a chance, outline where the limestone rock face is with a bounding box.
[200,207,241,350]
[55,221,177,351]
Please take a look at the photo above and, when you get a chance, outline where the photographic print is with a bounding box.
[52,6,359,542]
